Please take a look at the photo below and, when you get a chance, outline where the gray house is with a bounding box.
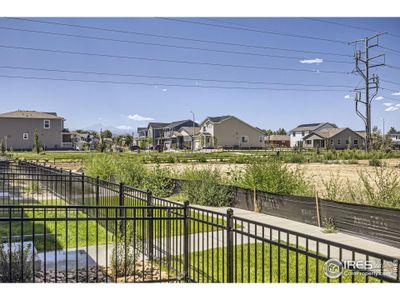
[0,110,66,150]
[302,127,365,150]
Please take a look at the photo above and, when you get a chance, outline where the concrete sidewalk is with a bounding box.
[192,204,400,259]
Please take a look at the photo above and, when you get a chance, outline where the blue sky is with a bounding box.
[0,17,399,133]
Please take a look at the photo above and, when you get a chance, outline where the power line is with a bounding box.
[160,17,349,45]
[0,74,351,92]
[378,46,400,56]
[0,25,352,64]
[381,79,400,86]
[6,17,352,58]
[0,44,350,74]
[304,18,400,40]
[0,65,355,88]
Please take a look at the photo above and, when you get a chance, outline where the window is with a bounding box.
[44,120,51,129]
[337,139,341,145]
[259,136,264,143]
[241,136,249,143]
[22,133,29,140]
[306,140,312,145]
[330,139,334,145]
[292,132,295,137]
[346,139,349,145]
[354,139,358,145]
[301,131,305,136]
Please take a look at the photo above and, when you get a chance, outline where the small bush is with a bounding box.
[180,168,232,207]
[0,242,33,282]
[233,159,311,196]
[369,158,382,167]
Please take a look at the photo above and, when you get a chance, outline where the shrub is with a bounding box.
[84,154,117,180]
[110,222,142,280]
[0,140,5,155]
[143,165,175,198]
[234,159,311,196]
[0,242,33,282]
[369,158,382,167]
[180,168,232,207]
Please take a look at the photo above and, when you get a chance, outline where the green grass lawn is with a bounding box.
[185,242,381,283]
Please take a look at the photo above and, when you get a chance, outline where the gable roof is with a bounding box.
[266,135,290,141]
[303,127,365,140]
[179,126,200,135]
[290,122,337,132]
[163,119,197,129]
[200,115,265,135]
[147,122,169,129]
[0,110,64,120]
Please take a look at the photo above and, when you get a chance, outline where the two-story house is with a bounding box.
[0,110,66,150]
[160,120,198,150]
[389,130,400,148]
[147,122,169,149]
[289,122,337,148]
[194,115,265,150]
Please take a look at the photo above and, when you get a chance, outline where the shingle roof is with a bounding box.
[266,135,290,141]
[148,122,169,128]
[304,128,365,139]
[163,119,194,129]
[179,126,200,135]
[290,122,337,132]
[206,115,232,123]
[0,110,64,120]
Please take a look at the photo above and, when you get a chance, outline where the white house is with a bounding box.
[289,122,337,148]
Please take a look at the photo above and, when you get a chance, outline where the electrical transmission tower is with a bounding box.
[350,33,386,151]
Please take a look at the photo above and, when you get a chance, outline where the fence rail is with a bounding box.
[0,160,399,283]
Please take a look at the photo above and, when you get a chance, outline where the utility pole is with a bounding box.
[350,33,386,151]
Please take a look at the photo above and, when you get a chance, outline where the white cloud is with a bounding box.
[116,125,134,130]
[375,96,384,101]
[299,58,323,64]
[392,92,400,96]
[162,88,168,92]
[128,114,154,121]
[396,104,400,107]
[385,106,399,112]
[383,103,393,107]
[344,95,351,99]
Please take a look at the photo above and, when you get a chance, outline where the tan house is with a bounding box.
[0,110,67,150]
[303,127,365,150]
[194,115,265,150]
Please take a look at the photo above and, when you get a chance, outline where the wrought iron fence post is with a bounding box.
[119,182,125,217]
[96,176,100,206]
[147,190,154,261]
[69,170,72,205]
[183,200,190,282]
[81,172,85,205]
[226,208,234,283]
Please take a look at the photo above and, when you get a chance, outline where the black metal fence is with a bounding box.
[0,160,399,283]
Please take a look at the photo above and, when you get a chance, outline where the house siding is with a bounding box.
[290,123,336,148]
[210,117,264,149]
[303,129,365,150]
[0,118,63,150]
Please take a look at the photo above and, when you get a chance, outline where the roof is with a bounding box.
[163,119,195,129]
[0,110,64,120]
[205,115,232,123]
[148,122,169,129]
[304,128,365,140]
[137,127,147,131]
[266,135,290,141]
[179,126,200,135]
[290,122,337,132]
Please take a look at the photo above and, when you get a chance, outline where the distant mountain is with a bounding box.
[77,123,134,135]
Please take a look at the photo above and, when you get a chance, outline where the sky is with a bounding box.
[0,17,399,134]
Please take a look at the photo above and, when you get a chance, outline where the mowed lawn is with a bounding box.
[186,242,381,283]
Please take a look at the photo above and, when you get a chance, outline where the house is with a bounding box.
[289,122,337,148]
[389,130,400,148]
[0,110,67,150]
[302,127,365,150]
[194,115,265,150]
[160,120,198,150]
[147,122,169,149]
[71,131,99,150]
[265,135,290,148]
[177,126,200,150]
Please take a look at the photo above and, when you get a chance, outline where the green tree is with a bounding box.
[0,139,6,155]
[33,129,41,154]
[101,129,113,139]
[275,128,287,135]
